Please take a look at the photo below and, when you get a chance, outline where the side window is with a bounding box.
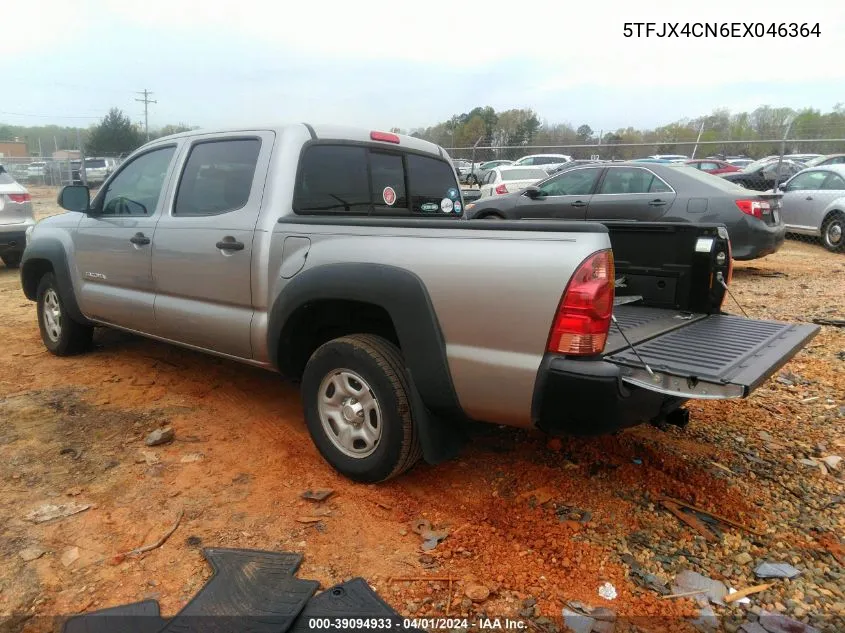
[99,146,176,216]
[518,157,533,166]
[370,153,407,208]
[599,167,669,194]
[173,139,261,216]
[786,171,828,191]
[406,154,460,214]
[485,171,497,185]
[699,162,719,171]
[821,173,845,191]
[539,168,600,196]
[294,146,370,214]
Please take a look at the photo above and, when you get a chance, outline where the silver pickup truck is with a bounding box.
[21,125,819,482]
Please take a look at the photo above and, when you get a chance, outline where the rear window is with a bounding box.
[667,164,749,193]
[501,168,547,181]
[294,144,461,216]
[84,159,106,169]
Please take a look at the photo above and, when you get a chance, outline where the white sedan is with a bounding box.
[479,166,548,198]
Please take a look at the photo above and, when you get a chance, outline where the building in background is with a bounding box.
[0,141,28,158]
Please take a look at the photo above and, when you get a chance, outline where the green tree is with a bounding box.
[85,108,143,155]
[576,124,593,142]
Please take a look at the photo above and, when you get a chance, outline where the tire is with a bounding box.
[301,334,422,482]
[1,253,21,268]
[821,212,845,253]
[36,272,94,356]
[480,213,504,220]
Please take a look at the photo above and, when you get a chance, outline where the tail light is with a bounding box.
[370,131,400,144]
[7,193,31,203]
[735,199,769,219]
[494,184,508,195]
[546,249,615,356]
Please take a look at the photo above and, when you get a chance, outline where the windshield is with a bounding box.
[501,168,547,181]
[84,159,107,168]
[741,157,779,172]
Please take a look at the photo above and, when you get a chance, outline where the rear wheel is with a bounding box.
[36,273,94,355]
[301,334,422,482]
[1,253,21,268]
[480,213,504,220]
[821,212,845,252]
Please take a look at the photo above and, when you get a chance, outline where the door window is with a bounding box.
[784,170,828,191]
[98,146,176,216]
[539,168,601,196]
[699,162,721,171]
[821,173,845,191]
[174,139,261,216]
[294,145,371,214]
[599,167,671,194]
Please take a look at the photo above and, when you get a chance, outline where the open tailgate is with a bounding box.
[605,310,819,399]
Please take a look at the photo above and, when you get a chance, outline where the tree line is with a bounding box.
[404,104,845,160]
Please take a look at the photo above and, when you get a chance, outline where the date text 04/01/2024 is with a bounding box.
[404,619,526,630]
[623,22,821,38]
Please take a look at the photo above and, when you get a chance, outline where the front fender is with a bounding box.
[21,237,90,325]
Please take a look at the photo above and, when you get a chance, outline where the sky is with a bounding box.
[2,0,844,137]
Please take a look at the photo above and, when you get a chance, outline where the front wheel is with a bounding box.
[36,273,94,355]
[301,334,422,482]
[821,213,845,252]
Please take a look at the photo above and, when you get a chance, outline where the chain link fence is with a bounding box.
[0,155,125,187]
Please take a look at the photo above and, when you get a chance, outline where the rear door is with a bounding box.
[511,166,603,219]
[151,132,272,358]
[587,166,677,221]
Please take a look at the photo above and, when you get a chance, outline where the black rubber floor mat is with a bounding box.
[290,578,418,633]
[160,548,318,633]
[63,599,167,633]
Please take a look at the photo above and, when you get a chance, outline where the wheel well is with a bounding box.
[278,299,400,380]
[21,259,54,300]
[823,209,844,224]
[476,210,504,219]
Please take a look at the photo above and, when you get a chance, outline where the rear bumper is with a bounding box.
[731,217,785,260]
[532,355,685,435]
[0,229,28,254]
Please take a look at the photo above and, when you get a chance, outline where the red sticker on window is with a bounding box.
[382,186,397,206]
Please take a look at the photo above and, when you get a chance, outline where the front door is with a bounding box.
[511,166,603,219]
[151,133,271,359]
[780,169,843,232]
[587,166,677,221]
[73,145,178,331]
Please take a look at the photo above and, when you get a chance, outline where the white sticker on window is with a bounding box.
[382,186,397,206]
[440,198,454,213]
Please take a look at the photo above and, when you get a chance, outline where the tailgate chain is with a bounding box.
[717,272,749,317]
[610,314,655,378]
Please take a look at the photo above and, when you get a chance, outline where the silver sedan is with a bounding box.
[778,164,845,252]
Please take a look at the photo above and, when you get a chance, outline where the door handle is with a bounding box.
[805,196,813,200]
[216,238,245,251]
[648,199,667,207]
[570,200,587,208]
[129,233,150,246]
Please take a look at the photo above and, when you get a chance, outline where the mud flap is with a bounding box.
[405,368,466,464]
[606,314,819,399]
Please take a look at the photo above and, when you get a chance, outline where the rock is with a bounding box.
[464,584,490,602]
[19,547,45,562]
[592,607,617,622]
[757,612,821,633]
[597,582,617,600]
[301,489,334,502]
[145,427,174,446]
[740,623,767,633]
[820,455,842,471]
[61,547,80,567]
[673,570,727,606]
[754,562,801,579]
[25,502,90,524]
[735,552,754,566]
[546,437,563,452]
[180,452,204,463]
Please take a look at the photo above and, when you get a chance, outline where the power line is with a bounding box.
[135,89,157,141]
[0,110,100,120]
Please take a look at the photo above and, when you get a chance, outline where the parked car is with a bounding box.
[805,154,845,168]
[464,162,785,259]
[725,158,754,168]
[22,124,817,483]
[632,158,671,163]
[0,164,34,268]
[27,161,47,181]
[684,159,741,175]
[511,154,572,172]
[785,153,822,164]
[548,159,602,174]
[720,158,805,191]
[467,159,513,185]
[81,157,117,185]
[478,166,548,198]
[776,165,845,252]
[649,154,688,162]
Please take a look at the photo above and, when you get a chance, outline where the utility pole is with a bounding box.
[135,89,157,141]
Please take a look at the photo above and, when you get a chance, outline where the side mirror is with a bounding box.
[524,186,543,199]
[57,185,90,212]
